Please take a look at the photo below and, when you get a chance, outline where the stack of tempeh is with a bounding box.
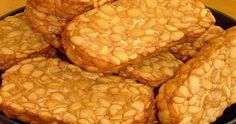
[0,0,235,123]
[25,0,115,50]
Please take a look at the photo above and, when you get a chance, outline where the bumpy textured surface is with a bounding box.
[0,14,56,70]
[0,57,155,124]
[24,6,67,35]
[119,51,183,87]
[156,26,236,124]
[170,26,224,61]
[63,0,215,73]
[27,0,115,19]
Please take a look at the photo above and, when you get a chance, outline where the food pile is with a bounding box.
[0,0,235,123]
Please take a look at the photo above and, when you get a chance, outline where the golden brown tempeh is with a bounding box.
[0,13,56,70]
[25,0,116,50]
[24,6,67,35]
[119,51,183,87]
[63,0,215,73]
[156,26,236,124]
[169,26,224,61]
[0,57,155,124]
[27,0,115,19]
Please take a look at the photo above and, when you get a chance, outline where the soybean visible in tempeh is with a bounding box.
[0,57,155,124]
[119,51,183,87]
[27,0,115,19]
[0,13,56,70]
[25,6,67,35]
[63,0,215,73]
[169,26,224,61]
[156,26,236,124]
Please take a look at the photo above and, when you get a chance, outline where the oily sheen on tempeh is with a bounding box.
[27,0,115,19]
[119,51,183,87]
[0,57,155,124]
[63,0,215,73]
[0,13,56,70]
[156,26,236,124]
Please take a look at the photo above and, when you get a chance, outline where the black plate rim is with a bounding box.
[0,6,25,20]
[208,7,236,22]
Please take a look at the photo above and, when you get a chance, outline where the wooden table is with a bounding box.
[0,0,236,19]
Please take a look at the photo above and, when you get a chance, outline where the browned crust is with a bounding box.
[24,5,68,35]
[27,0,115,19]
[169,26,224,61]
[0,57,155,123]
[0,14,57,70]
[119,51,183,87]
[0,45,57,70]
[63,0,215,73]
[156,26,236,124]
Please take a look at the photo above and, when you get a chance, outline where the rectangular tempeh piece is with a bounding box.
[169,26,224,61]
[27,0,115,19]
[25,6,67,35]
[0,13,56,70]
[119,51,183,87]
[63,0,215,73]
[0,57,155,124]
[156,26,236,124]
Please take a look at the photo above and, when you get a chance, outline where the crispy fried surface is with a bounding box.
[24,6,67,35]
[27,0,115,19]
[169,26,224,61]
[0,57,155,124]
[63,0,215,73]
[119,51,183,87]
[156,26,236,124]
[0,14,56,70]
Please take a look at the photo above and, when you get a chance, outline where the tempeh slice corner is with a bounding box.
[24,6,67,35]
[156,26,236,124]
[0,57,155,124]
[0,13,56,70]
[25,0,116,50]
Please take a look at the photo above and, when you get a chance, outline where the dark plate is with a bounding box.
[0,7,236,124]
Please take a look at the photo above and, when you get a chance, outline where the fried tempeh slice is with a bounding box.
[119,51,183,87]
[63,0,215,73]
[0,57,155,124]
[0,14,56,70]
[156,26,236,124]
[24,6,67,35]
[25,0,115,49]
[24,6,67,49]
[27,0,115,19]
[169,26,224,61]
